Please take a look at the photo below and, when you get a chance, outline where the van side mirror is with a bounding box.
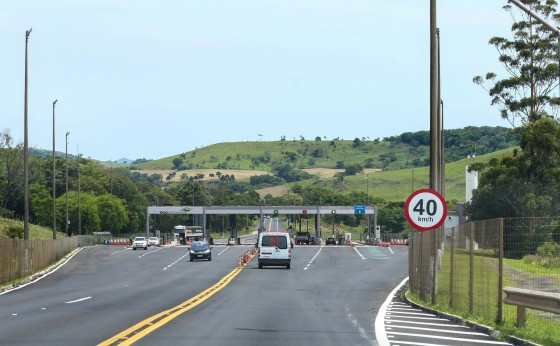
[291,242,294,249]
[255,242,259,248]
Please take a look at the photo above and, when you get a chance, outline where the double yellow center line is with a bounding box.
[98,267,243,346]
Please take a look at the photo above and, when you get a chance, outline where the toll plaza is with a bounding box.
[145,205,378,242]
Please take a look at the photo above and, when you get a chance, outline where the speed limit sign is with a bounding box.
[405,189,447,231]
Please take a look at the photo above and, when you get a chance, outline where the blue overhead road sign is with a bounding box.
[354,205,366,214]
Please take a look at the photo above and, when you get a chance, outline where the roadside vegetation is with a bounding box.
[408,240,560,346]
[0,126,519,239]
[0,218,66,240]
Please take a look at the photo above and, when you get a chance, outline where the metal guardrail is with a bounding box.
[503,286,560,327]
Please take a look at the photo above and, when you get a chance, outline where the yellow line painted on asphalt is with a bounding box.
[98,267,243,346]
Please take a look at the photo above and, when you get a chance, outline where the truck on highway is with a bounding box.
[174,225,204,244]
[295,231,310,245]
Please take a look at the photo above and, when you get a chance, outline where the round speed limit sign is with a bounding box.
[405,189,447,231]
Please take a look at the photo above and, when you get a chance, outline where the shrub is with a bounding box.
[522,243,560,268]
[6,226,24,239]
[536,242,560,258]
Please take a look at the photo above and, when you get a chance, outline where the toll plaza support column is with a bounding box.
[146,207,150,238]
[259,207,263,236]
[316,206,321,239]
[203,207,207,240]
[374,206,379,242]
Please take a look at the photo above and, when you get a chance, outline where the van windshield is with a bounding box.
[262,236,287,249]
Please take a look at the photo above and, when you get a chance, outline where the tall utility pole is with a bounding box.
[366,173,369,205]
[65,132,70,236]
[23,28,32,240]
[78,154,82,235]
[430,1,440,192]
[52,99,57,239]
[425,0,441,305]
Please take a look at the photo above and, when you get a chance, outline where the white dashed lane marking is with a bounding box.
[163,253,189,270]
[304,246,323,270]
[65,297,92,304]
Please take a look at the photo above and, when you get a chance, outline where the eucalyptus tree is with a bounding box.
[469,0,560,220]
[473,0,560,126]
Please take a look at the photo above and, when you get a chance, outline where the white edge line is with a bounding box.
[375,276,409,346]
[0,247,84,296]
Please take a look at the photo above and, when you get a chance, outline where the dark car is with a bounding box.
[189,241,212,261]
[326,237,336,245]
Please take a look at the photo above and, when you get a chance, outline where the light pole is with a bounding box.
[366,173,369,205]
[52,99,57,239]
[23,28,32,241]
[78,153,82,235]
[65,131,70,236]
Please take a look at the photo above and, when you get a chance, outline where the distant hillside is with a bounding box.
[271,148,516,203]
[133,126,517,172]
[30,148,75,160]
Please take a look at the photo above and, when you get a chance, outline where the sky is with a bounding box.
[1,1,516,162]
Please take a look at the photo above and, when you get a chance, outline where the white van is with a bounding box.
[256,232,293,269]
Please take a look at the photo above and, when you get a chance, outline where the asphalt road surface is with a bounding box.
[0,244,408,345]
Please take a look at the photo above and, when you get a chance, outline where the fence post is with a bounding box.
[432,229,438,304]
[449,226,455,307]
[498,218,504,324]
[419,232,425,300]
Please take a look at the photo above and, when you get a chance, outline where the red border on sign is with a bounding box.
[404,189,448,231]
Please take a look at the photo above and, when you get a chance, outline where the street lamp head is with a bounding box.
[66,132,70,137]
[53,99,58,105]
[26,28,32,36]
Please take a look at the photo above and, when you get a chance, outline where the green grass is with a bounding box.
[504,257,560,278]
[408,248,560,346]
[0,218,66,240]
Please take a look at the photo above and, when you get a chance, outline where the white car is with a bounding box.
[132,237,148,250]
[148,237,160,247]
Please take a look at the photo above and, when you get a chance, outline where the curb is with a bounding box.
[402,291,540,346]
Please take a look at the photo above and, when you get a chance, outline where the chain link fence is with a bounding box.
[409,217,560,339]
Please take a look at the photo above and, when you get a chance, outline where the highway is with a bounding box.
[0,242,408,346]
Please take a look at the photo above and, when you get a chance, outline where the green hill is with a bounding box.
[287,148,515,203]
[132,126,517,173]
[133,140,418,172]
[125,127,516,204]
